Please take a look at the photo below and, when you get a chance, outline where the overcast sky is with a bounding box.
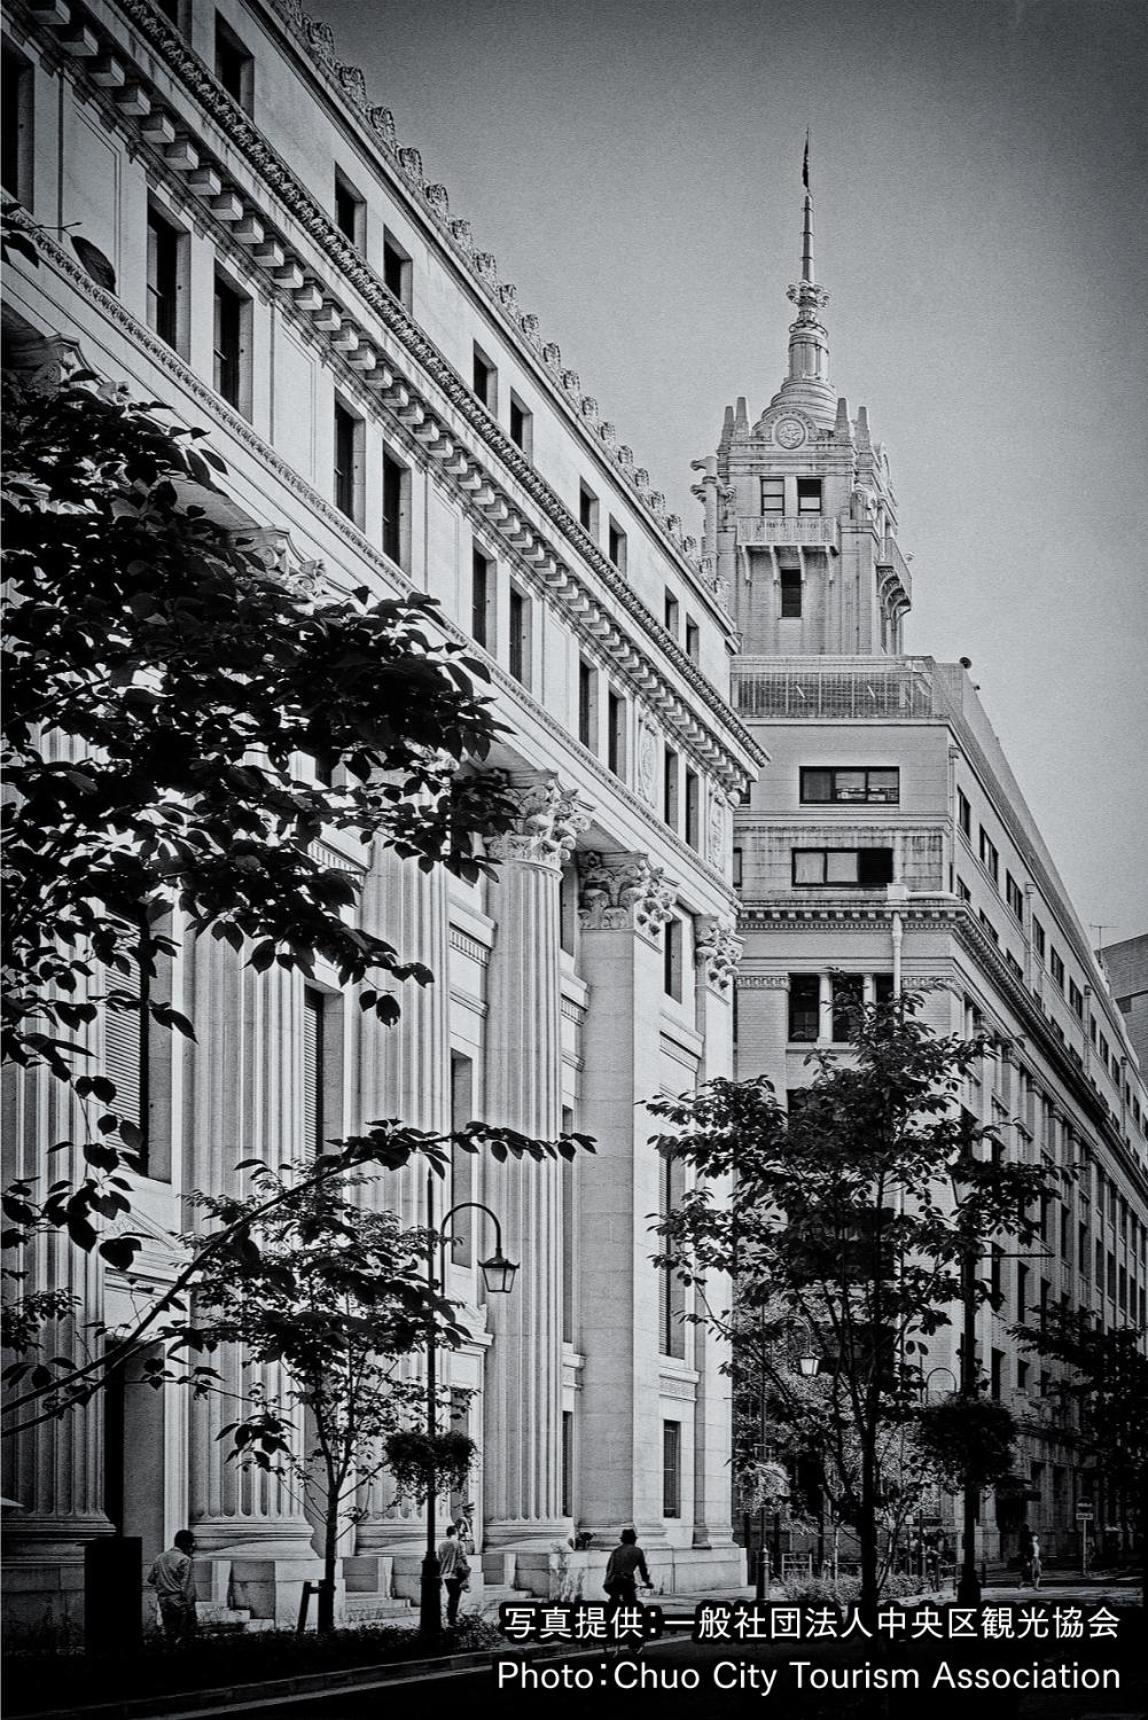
[317,0,1148,947]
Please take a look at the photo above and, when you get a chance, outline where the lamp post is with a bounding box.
[419,1179,518,1636]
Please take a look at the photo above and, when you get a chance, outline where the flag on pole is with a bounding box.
[803,129,810,191]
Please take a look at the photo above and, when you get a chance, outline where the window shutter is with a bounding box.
[302,989,324,1158]
[103,961,141,1133]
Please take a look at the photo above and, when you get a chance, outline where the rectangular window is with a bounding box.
[472,343,497,411]
[333,399,362,523]
[146,207,183,352]
[662,1421,681,1518]
[957,877,972,902]
[607,690,625,777]
[102,948,149,1171]
[732,846,742,890]
[979,909,1000,944]
[796,477,822,514]
[215,13,254,112]
[1006,873,1024,920]
[664,590,679,636]
[576,659,596,749]
[779,565,802,618]
[1033,918,1046,959]
[382,448,410,570]
[560,1119,575,1336]
[792,848,894,887]
[800,767,900,804]
[382,228,412,308]
[302,988,327,1159]
[449,1053,474,1266]
[212,271,250,414]
[990,1348,1003,1400]
[334,168,365,248]
[1050,949,1065,990]
[663,747,679,828]
[978,828,999,884]
[684,618,700,663]
[1016,1262,1028,1324]
[831,975,864,1043]
[660,1149,687,1358]
[1,44,31,206]
[608,518,627,573]
[760,476,785,514]
[1069,979,1084,1018]
[789,973,820,1043]
[873,973,895,1005]
[1079,1222,1089,1275]
[957,790,972,838]
[471,548,492,647]
[663,917,683,1001]
[508,391,532,457]
[684,768,700,849]
[561,1410,574,1518]
[508,587,529,686]
[579,481,599,538]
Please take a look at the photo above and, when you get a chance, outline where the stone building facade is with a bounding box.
[725,177,1148,1564]
[1,0,760,1626]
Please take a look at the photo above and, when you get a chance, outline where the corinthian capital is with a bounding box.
[576,851,676,935]
[695,914,743,990]
[487,771,590,870]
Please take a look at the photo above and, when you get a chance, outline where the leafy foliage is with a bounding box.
[915,1394,1018,1494]
[650,987,1060,1618]
[2,370,518,1270]
[383,1429,479,1506]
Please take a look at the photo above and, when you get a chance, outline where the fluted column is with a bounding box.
[574,851,676,1542]
[354,840,450,1553]
[481,773,588,1546]
[185,935,313,1561]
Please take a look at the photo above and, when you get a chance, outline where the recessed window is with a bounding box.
[732,846,742,890]
[978,827,999,885]
[579,481,599,538]
[334,168,365,249]
[663,918,683,1001]
[662,1421,682,1517]
[146,206,185,353]
[215,13,254,113]
[1006,873,1023,920]
[302,987,342,1159]
[800,767,900,805]
[607,689,625,777]
[508,391,532,457]
[979,910,999,945]
[789,973,820,1042]
[471,547,492,648]
[664,590,679,636]
[761,476,785,515]
[956,877,971,902]
[957,790,972,838]
[792,848,894,887]
[780,565,802,618]
[2,43,33,207]
[333,399,363,524]
[1032,918,1046,959]
[607,518,627,573]
[577,659,597,749]
[1069,980,1084,1019]
[831,974,864,1043]
[213,271,250,415]
[684,768,700,850]
[796,477,822,515]
[684,618,700,663]
[1050,949,1065,990]
[382,229,411,308]
[472,343,497,411]
[663,747,679,829]
[382,447,410,571]
[508,586,530,686]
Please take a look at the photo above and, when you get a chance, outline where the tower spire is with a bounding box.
[768,131,836,425]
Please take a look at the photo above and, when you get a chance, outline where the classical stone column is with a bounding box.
[480,773,588,1548]
[573,851,676,1543]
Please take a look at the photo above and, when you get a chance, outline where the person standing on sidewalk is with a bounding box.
[147,1530,198,1644]
[437,1523,469,1626]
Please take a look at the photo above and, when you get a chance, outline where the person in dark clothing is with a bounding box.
[603,1527,652,1605]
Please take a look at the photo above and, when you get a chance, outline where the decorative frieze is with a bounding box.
[576,852,676,935]
[694,916,743,991]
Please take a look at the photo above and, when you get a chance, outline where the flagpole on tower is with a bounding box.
[801,128,815,282]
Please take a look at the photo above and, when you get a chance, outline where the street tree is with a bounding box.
[650,988,1054,1623]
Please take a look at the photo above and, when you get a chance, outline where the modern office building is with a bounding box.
[725,173,1148,1563]
[1,0,760,1627]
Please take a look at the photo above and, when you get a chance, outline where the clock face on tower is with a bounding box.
[774,416,806,449]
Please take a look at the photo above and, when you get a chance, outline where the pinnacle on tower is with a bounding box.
[767,132,837,426]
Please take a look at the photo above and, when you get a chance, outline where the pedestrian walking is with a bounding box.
[1029,1532,1042,1589]
[146,1530,198,1644]
[437,1522,470,1625]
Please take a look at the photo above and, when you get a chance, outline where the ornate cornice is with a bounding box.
[28,0,762,793]
[576,851,676,935]
[735,974,791,991]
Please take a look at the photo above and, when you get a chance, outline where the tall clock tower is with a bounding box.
[692,159,912,657]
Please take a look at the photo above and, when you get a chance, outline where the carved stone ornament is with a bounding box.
[577,852,676,935]
[369,106,397,148]
[337,63,368,111]
[306,19,336,67]
[707,794,726,866]
[637,722,658,805]
[694,916,743,991]
[488,773,590,870]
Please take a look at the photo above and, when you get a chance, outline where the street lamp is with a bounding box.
[798,1350,821,1379]
[419,1183,517,1636]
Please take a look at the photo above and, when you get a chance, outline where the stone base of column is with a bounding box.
[482,1515,571,1550]
[190,1522,320,1627]
[2,1517,113,1636]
